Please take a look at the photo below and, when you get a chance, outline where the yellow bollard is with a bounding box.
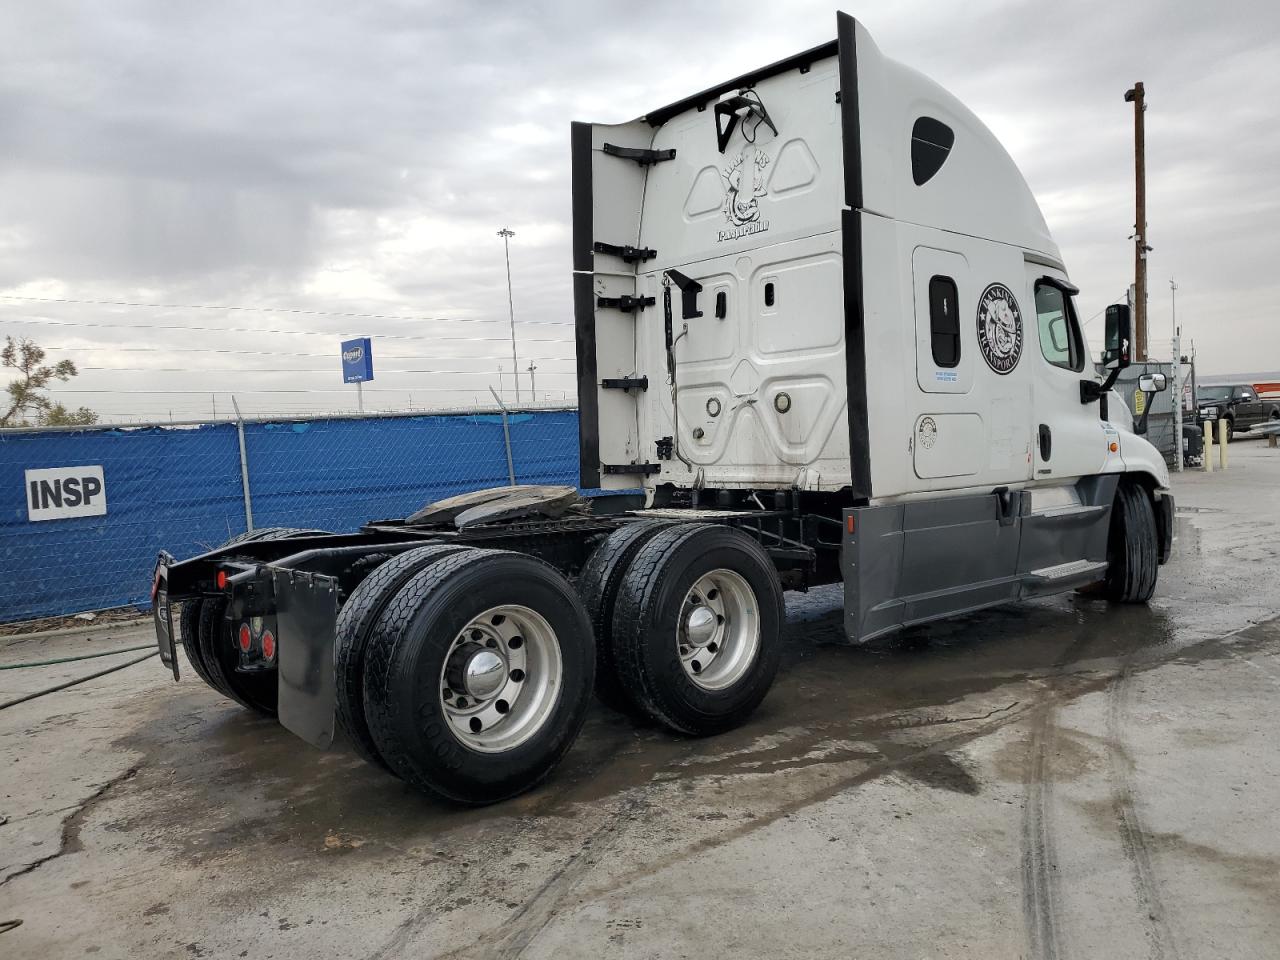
[1218,419,1229,471]
[1203,422,1214,472]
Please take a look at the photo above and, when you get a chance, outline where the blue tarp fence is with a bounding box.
[0,409,581,622]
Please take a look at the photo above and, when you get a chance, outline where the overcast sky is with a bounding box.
[2,0,1277,420]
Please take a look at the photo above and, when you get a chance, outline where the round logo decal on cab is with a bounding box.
[976,283,1023,375]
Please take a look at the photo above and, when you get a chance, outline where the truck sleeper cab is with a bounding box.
[150,14,1173,805]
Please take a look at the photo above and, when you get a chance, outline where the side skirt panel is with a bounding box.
[841,477,1118,642]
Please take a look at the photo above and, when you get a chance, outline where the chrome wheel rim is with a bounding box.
[677,569,760,691]
[439,604,562,753]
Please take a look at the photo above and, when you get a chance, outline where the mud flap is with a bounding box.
[151,552,179,681]
[1155,491,1175,565]
[271,568,340,749]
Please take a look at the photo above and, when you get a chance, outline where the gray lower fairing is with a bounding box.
[840,475,1159,643]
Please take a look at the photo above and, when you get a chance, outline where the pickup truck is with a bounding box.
[1197,383,1280,442]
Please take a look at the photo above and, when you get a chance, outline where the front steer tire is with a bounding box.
[611,524,784,737]
[1103,482,1159,603]
[361,549,595,805]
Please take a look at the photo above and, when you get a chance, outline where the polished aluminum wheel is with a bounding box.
[677,569,760,691]
[439,604,562,753]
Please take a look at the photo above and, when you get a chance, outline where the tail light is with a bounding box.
[261,631,276,661]
[216,570,228,590]
[237,623,252,652]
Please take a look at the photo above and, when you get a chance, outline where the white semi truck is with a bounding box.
[150,14,1173,804]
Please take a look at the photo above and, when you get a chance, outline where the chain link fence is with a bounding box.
[0,406,579,622]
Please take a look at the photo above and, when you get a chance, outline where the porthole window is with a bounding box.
[911,117,955,186]
[929,275,960,368]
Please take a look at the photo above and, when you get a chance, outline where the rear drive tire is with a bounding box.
[188,527,330,713]
[577,519,672,713]
[198,596,278,715]
[179,599,220,690]
[334,543,468,769]
[1103,482,1159,603]
[362,549,595,804]
[611,524,784,736]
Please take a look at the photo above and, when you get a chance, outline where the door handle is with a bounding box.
[1038,424,1052,462]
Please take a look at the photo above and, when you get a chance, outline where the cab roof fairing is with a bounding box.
[583,17,1062,269]
[852,21,1061,262]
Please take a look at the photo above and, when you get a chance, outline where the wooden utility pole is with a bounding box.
[1125,82,1149,361]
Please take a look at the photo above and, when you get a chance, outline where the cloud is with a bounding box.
[1,0,1278,418]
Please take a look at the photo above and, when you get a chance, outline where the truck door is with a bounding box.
[1235,385,1261,429]
[908,245,1034,491]
[1024,266,1105,483]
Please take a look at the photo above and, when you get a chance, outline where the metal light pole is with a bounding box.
[1125,83,1150,361]
[498,227,520,404]
[1171,279,1183,471]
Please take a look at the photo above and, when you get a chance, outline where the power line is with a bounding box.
[1,315,573,343]
[50,387,530,394]
[43,345,574,361]
[0,293,571,327]
[78,365,575,375]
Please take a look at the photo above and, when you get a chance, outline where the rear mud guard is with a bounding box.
[272,569,341,749]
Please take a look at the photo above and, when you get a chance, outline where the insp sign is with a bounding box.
[25,465,107,522]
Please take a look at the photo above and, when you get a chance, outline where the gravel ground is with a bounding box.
[2,440,1279,959]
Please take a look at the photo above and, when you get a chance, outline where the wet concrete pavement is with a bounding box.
[3,440,1279,959]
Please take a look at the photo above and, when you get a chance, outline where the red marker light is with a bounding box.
[262,631,276,661]
[238,623,252,652]
[846,515,856,535]
[216,570,228,590]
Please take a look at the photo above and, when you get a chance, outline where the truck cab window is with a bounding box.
[928,275,960,367]
[1034,282,1084,372]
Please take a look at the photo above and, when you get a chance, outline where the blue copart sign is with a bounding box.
[341,337,374,383]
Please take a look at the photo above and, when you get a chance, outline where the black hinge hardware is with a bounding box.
[593,241,657,263]
[596,294,655,313]
[665,268,703,320]
[602,143,676,166]
[602,462,661,476]
[601,376,649,391]
[655,436,674,461]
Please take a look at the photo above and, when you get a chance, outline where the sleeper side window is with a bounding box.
[1034,282,1084,372]
[928,275,960,368]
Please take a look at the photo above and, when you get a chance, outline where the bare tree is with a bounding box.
[2,336,98,427]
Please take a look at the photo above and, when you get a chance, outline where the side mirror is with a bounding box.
[1103,305,1132,370]
[1139,373,1167,393]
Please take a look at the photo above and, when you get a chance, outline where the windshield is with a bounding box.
[1199,386,1233,402]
